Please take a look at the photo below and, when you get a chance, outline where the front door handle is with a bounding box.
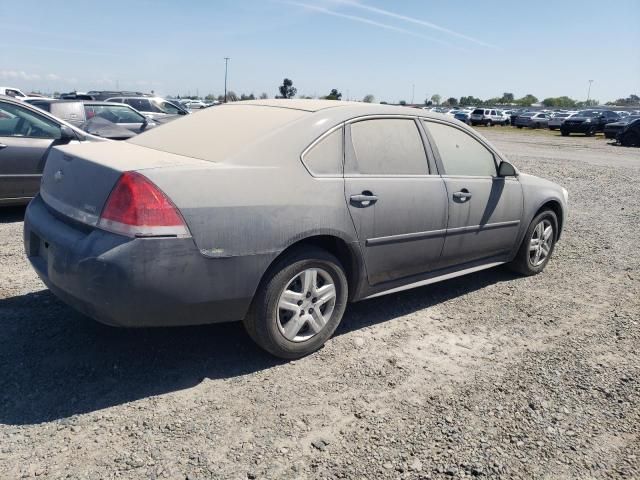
[350,191,378,207]
[452,189,472,201]
[0,144,7,150]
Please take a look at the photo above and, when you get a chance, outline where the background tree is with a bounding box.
[325,89,342,100]
[459,95,483,106]
[606,94,640,106]
[430,94,441,105]
[362,94,375,103]
[204,94,216,102]
[225,91,238,102]
[259,92,269,99]
[502,92,515,103]
[516,94,538,106]
[240,93,256,100]
[445,97,458,107]
[399,100,407,105]
[278,78,297,99]
[541,96,577,108]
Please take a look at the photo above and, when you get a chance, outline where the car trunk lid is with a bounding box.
[40,140,211,227]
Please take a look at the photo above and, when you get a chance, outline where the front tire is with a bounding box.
[508,210,558,276]
[561,130,569,136]
[243,247,348,359]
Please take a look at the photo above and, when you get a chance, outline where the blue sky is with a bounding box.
[1,0,639,103]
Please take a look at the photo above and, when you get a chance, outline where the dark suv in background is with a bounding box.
[561,110,620,136]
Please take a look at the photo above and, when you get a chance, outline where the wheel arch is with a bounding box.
[534,200,564,240]
[257,233,365,303]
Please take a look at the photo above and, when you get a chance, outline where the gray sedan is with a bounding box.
[24,100,568,358]
[0,96,101,206]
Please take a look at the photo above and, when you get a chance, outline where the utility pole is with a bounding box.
[224,57,230,103]
[411,84,415,104]
[587,79,594,104]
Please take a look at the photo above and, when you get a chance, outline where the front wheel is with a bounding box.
[586,127,596,137]
[561,130,569,136]
[243,247,348,359]
[508,210,558,276]
[486,120,492,127]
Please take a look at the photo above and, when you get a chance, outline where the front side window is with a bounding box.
[347,118,428,175]
[302,127,343,176]
[156,101,181,114]
[424,121,496,176]
[0,102,61,139]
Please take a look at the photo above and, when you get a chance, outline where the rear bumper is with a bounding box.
[24,195,266,327]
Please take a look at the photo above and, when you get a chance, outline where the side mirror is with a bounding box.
[498,160,518,177]
[59,125,77,143]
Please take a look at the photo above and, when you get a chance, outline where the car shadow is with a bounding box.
[0,267,515,425]
[0,206,26,224]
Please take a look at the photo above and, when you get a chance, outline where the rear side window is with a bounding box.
[472,109,483,115]
[302,127,343,176]
[347,119,428,175]
[424,121,496,176]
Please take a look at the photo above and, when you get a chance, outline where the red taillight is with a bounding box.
[98,171,189,237]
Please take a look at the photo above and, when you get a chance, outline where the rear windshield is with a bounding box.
[521,113,535,117]
[472,109,484,114]
[128,105,308,162]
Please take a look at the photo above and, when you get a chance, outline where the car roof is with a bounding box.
[126,99,498,165]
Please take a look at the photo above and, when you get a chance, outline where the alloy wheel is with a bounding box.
[276,268,337,342]
[528,219,554,267]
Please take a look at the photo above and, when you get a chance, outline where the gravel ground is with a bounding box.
[1,130,639,479]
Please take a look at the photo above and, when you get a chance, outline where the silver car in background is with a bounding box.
[24,100,568,358]
[548,112,575,130]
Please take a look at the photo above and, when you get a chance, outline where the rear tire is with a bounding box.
[586,127,596,137]
[243,247,348,359]
[621,132,640,147]
[486,120,492,127]
[508,210,558,276]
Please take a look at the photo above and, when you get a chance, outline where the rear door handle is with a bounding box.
[452,190,472,201]
[350,191,378,207]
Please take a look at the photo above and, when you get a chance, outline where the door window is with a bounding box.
[125,98,152,112]
[85,105,145,123]
[302,127,343,176]
[0,102,61,139]
[347,118,428,175]
[156,100,181,114]
[424,121,496,176]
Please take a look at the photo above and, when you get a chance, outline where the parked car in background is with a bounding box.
[106,96,189,119]
[0,87,48,101]
[23,100,568,358]
[604,115,640,139]
[515,112,549,129]
[548,112,574,130]
[470,108,508,126]
[560,110,620,136]
[0,95,101,206]
[27,99,158,140]
[509,109,528,126]
[615,118,640,147]
[86,90,151,101]
[182,100,208,110]
[454,110,471,124]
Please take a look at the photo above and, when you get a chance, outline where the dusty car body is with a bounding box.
[24,100,568,358]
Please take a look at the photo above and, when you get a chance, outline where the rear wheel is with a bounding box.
[243,247,348,359]
[586,127,596,137]
[621,132,640,147]
[486,120,492,127]
[549,126,556,131]
[508,210,558,276]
